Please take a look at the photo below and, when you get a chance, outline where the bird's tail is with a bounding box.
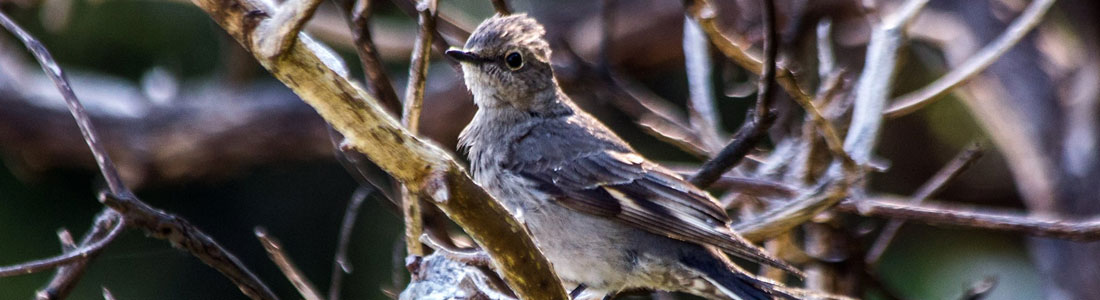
[679,246,787,300]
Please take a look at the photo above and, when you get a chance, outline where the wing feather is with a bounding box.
[514,149,801,276]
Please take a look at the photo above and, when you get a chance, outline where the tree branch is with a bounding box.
[688,0,779,189]
[185,0,568,298]
[400,0,437,258]
[883,0,1056,118]
[337,0,402,115]
[35,211,119,300]
[836,197,1100,241]
[2,12,279,300]
[328,186,372,300]
[490,0,512,15]
[255,228,325,300]
[865,142,984,265]
[256,0,325,59]
[0,214,125,277]
[844,0,928,166]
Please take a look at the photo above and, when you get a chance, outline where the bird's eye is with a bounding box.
[505,51,524,70]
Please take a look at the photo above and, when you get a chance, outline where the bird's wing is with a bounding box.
[509,147,800,276]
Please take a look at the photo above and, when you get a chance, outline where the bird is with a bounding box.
[446,13,801,300]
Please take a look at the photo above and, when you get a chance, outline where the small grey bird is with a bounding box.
[448,14,800,300]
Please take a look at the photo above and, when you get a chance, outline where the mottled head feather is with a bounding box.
[456,14,561,111]
[465,13,551,63]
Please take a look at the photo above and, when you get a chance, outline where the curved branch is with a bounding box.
[0,215,125,277]
[185,0,568,298]
[883,0,1056,118]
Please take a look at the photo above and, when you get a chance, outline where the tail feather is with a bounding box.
[679,247,775,300]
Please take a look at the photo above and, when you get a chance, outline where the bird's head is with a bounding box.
[446,14,557,110]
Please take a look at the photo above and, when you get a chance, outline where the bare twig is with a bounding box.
[690,112,776,188]
[598,0,615,71]
[0,11,127,197]
[35,211,120,300]
[401,0,438,258]
[754,0,778,122]
[420,234,492,267]
[959,276,997,300]
[328,186,372,300]
[187,0,568,297]
[836,197,1100,241]
[101,287,116,300]
[0,215,125,277]
[391,0,466,69]
[735,182,847,241]
[3,12,278,298]
[844,0,928,166]
[101,193,279,300]
[865,142,984,265]
[683,0,814,108]
[255,228,325,300]
[490,0,511,15]
[689,0,780,188]
[338,0,403,115]
[256,0,325,59]
[684,15,724,153]
[883,0,1056,118]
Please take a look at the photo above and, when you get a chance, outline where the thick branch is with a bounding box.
[883,0,1056,118]
[256,0,325,59]
[186,0,567,298]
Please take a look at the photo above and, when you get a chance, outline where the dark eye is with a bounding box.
[505,51,523,70]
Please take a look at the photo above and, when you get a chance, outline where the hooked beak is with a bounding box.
[445,48,492,64]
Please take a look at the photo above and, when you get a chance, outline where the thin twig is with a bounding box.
[959,276,997,300]
[684,15,725,153]
[844,0,928,166]
[328,185,372,300]
[865,142,984,265]
[391,0,464,70]
[836,197,1100,241]
[754,0,778,122]
[36,211,120,300]
[419,234,492,267]
[337,0,403,115]
[689,112,776,188]
[101,193,279,300]
[101,287,116,300]
[256,0,325,59]
[401,0,437,257]
[0,11,128,197]
[683,0,814,108]
[3,12,279,300]
[255,228,325,300]
[883,0,1056,118]
[689,0,780,188]
[0,216,125,277]
[490,0,511,15]
[598,0,615,72]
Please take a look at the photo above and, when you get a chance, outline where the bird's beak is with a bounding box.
[445,48,491,64]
